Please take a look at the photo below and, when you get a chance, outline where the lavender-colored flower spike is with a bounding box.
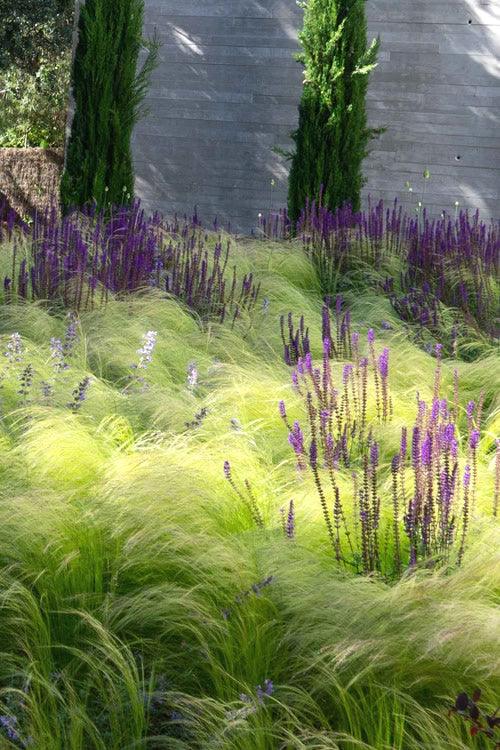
[4,332,23,363]
[370,441,379,467]
[223,460,231,479]
[466,400,475,419]
[367,328,375,344]
[278,400,286,419]
[378,348,389,378]
[463,465,471,488]
[342,364,352,385]
[288,421,305,456]
[136,330,157,369]
[421,436,432,466]
[470,430,480,450]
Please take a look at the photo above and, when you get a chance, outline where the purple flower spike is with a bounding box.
[342,364,353,385]
[288,422,305,456]
[466,400,475,419]
[285,499,295,539]
[309,439,318,469]
[223,460,231,479]
[278,400,286,419]
[463,465,471,488]
[435,343,443,358]
[421,436,432,466]
[323,338,330,356]
[378,348,389,378]
[370,441,379,467]
[470,430,480,450]
[368,328,375,344]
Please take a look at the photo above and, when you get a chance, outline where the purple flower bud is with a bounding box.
[278,400,286,419]
[370,441,379,467]
[305,352,312,372]
[381,320,392,330]
[391,454,400,472]
[463,465,471,488]
[352,331,359,348]
[368,328,375,344]
[320,409,329,428]
[466,400,475,419]
[323,338,330,356]
[223,461,231,480]
[435,343,443,358]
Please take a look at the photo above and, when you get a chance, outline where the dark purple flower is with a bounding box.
[278,400,286,419]
[223,460,231,479]
[309,439,318,469]
[470,430,480,450]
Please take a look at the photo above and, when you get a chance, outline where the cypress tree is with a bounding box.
[60,0,158,213]
[288,0,379,223]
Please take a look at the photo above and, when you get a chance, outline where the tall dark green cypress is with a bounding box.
[288,0,379,222]
[60,0,158,213]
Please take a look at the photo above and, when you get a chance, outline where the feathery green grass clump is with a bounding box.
[0,235,498,749]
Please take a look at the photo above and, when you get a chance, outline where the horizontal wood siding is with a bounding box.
[133,0,500,231]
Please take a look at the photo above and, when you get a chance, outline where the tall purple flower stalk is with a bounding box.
[281,360,484,577]
[2,202,260,325]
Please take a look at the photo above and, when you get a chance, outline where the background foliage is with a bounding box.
[0,0,74,148]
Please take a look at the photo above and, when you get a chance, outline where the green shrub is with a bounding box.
[0,0,73,148]
[288,0,380,222]
[0,57,70,148]
[60,0,159,213]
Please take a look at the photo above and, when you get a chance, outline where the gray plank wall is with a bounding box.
[133,0,500,232]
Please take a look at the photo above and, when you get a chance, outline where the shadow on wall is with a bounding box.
[132,1,304,233]
[364,0,500,219]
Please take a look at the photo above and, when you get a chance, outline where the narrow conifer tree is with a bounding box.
[60,0,158,213]
[288,0,379,222]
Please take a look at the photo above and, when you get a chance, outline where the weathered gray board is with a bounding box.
[133,0,500,231]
